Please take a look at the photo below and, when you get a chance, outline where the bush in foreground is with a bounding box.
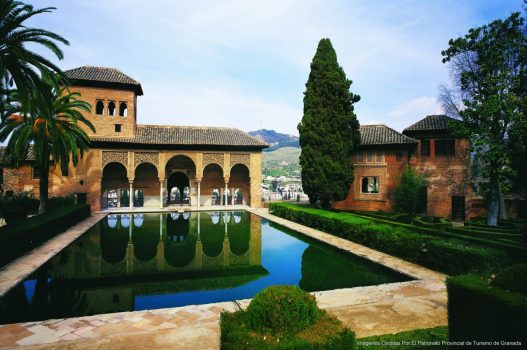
[221,286,356,349]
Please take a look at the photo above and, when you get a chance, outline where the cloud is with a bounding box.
[387,97,444,131]
[23,0,524,136]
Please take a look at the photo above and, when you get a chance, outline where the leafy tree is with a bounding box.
[0,77,94,213]
[298,38,360,208]
[393,165,426,215]
[440,12,527,225]
[0,0,69,119]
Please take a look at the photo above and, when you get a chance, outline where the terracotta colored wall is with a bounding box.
[410,138,472,219]
[334,149,408,211]
[69,86,137,138]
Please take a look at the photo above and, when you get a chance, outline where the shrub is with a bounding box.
[246,286,319,334]
[47,194,76,210]
[494,263,527,294]
[393,165,426,215]
[0,192,39,223]
[0,204,90,267]
[221,286,356,349]
[447,274,527,343]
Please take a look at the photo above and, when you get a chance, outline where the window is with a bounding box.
[115,124,122,132]
[108,101,116,116]
[357,151,383,163]
[435,139,455,156]
[95,100,104,115]
[421,139,430,156]
[396,153,403,162]
[361,176,379,193]
[357,152,363,163]
[107,190,118,208]
[32,165,41,179]
[119,102,128,117]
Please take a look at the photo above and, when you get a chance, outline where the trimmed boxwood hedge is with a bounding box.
[413,216,452,231]
[447,273,527,343]
[341,207,527,260]
[0,204,90,267]
[269,203,509,275]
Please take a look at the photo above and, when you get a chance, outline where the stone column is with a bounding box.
[224,178,229,206]
[197,180,201,208]
[129,181,133,209]
[159,179,164,209]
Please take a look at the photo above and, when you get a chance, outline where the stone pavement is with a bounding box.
[0,208,448,349]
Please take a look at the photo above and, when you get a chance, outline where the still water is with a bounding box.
[0,211,410,324]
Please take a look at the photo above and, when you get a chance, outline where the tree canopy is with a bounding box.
[441,12,527,225]
[298,38,361,208]
[0,0,69,118]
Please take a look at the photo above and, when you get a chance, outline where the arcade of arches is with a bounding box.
[100,151,260,209]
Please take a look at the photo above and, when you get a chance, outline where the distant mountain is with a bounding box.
[248,129,299,152]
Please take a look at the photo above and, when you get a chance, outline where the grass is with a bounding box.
[263,147,301,163]
[358,326,448,349]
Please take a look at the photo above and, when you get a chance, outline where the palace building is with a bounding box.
[335,115,474,220]
[0,66,478,219]
[0,66,269,211]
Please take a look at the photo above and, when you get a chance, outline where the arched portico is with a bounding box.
[101,162,129,208]
[229,163,250,205]
[133,162,159,207]
[201,163,225,206]
[164,155,196,206]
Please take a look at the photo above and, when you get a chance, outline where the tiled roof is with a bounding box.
[0,145,35,162]
[91,124,269,148]
[360,125,417,146]
[403,115,460,132]
[64,66,143,95]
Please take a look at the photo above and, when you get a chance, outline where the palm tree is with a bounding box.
[0,0,69,119]
[0,78,94,213]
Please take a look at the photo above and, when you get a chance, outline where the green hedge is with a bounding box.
[413,216,452,231]
[447,273,527,343]
[342,206,527,260]
[0,204,91,267]
[269,203,508,275]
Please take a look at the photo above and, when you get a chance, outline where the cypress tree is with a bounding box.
[298,38,361,208]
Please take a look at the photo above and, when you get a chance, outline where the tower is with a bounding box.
[63,66,143,138]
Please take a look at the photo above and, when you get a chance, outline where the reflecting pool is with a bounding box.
[0,211,411,324]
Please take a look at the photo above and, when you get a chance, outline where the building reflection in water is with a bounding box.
[10,211,264,317]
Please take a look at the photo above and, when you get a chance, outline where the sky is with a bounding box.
[27,0,525,135]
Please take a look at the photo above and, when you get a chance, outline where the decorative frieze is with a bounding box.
[134,152,159,170]
[202,153,224,168]
[102,151,128,169]
[230,153,250,168]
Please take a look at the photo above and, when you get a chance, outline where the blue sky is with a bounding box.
[28,0,524,134]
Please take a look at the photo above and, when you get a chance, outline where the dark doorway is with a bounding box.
[452,196,465,221]
[417,186,427,214]
[167,172,190,205]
